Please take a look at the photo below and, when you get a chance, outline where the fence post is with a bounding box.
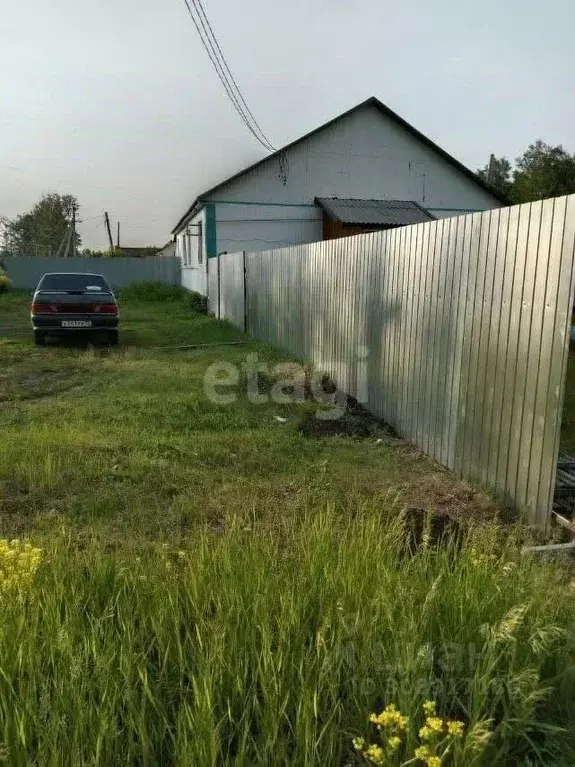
[243,251,248,333]
[217,254,221,319]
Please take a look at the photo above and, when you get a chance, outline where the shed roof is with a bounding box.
[315,197,436,227]
[172,96,508,234]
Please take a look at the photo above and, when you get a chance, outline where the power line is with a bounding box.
[83,219,105,234]
[191,0,275,152]
[192,0,275,152]
[182,0,271,151]
[180,0,275,153]
[77,214,105,223]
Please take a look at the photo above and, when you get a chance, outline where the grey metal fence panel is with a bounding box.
[542,195,575,521]
[3,256,180,290]
[213,195,575,527]
[218,251,245,329]
[207,257,219,316]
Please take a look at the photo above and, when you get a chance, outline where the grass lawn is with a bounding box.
[0,287,574,765]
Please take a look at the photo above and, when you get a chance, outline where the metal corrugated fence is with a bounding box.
[207,257,219,315]
[218,252,245,329]
[3,256,181,290]
[215,195,575,527]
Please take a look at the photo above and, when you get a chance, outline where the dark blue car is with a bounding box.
[30,272,119,346]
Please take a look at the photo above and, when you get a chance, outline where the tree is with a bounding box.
[477,155,512,199]
[511,140,575,204]
[0,217,10,257]
[81,248,124,258]
[4,194,81,257]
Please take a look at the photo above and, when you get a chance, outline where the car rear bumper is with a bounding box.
[31,316,119,331]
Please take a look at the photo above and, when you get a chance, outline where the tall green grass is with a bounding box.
[1,508,573,765]
[118,281,207,313]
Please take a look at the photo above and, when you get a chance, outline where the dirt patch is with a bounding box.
[402,507,465,554]
[0,368,85,402]
[298,395,396,440]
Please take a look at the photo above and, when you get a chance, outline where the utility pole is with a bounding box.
[104,212,114,253]
[116,221,120,250]
[70,204,77,258]
[59,225,72,259]
[55,224,68,258]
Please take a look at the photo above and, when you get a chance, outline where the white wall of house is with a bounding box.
[176,102,503,294]
[178,208,207,294]
[205,104,500,213]
[198,103,501,255]
[215,203,322,255]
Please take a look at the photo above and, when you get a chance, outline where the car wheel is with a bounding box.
[33,330,45,346]
[108,330,119,346]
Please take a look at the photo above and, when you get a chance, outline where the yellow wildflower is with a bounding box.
[0,539,42,598]
[425,716,444,733]
[415,745,441,766]
[365,743,385,765]
[446,720,464,737]
[370,703,408,730]
[387,735,401,752]
[352,737,365,752]
[419,725,433,740]
[422,700,436,716]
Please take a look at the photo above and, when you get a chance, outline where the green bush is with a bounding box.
[187,290,208,314]
[118,282,208,313]
[119,281,189,302]
[0,274,11,293]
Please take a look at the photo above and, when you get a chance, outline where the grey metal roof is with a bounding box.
[315,197,436,227]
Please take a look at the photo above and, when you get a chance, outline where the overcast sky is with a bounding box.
[2,0,574,250]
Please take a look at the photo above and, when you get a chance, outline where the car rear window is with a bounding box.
[37,274,110,292]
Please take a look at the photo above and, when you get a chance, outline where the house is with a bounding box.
[157,241,176,258]
[172,96,505,295]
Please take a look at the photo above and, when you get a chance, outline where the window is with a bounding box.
[197,222,203,265]
[182,234,188,266]
[37,273,110,292]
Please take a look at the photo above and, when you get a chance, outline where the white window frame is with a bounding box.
[182,233,188,266]
[197,222,203,265]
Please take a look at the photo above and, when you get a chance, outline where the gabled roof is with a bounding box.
[172,96,507,234]
[316,197,436,227]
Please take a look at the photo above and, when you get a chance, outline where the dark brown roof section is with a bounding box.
[172,96,507,234]
[316,197,436,227]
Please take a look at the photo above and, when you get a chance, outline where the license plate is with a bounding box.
[61,320,92,328]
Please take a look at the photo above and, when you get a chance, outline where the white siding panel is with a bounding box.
[215,203,322,255]
[205,104,501,214]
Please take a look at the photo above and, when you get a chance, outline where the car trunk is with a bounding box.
[32,291,117,314]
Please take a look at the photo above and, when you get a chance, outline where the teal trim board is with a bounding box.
[202,199,318,208]
[205,203,217,257]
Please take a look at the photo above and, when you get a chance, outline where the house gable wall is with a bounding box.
[204,104,501,214]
